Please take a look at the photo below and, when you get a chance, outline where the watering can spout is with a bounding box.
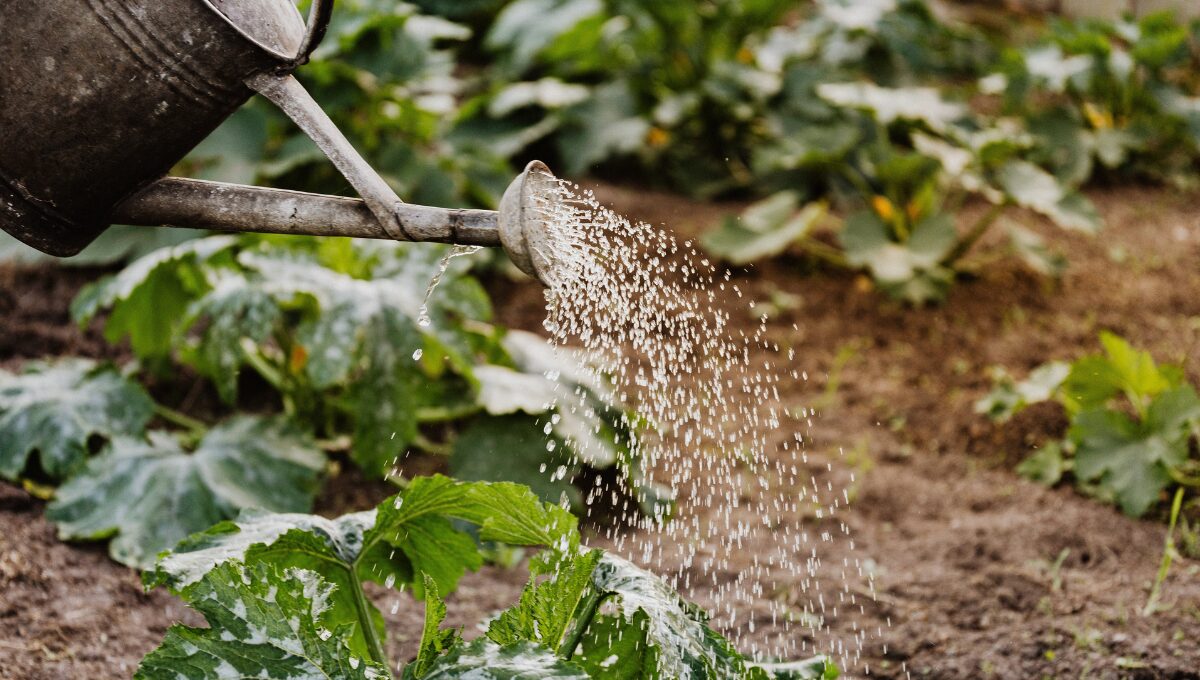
[112,160,560,285]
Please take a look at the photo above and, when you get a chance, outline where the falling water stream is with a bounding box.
[532,175,876,674]
[418,179,876,674]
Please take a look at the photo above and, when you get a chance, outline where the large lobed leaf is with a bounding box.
[136,561,388,680]
[1069,386,1200,517]
[147,475,578,659]
[0,359,153,480]
[46,416,325,568]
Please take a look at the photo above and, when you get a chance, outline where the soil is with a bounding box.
[2,184,1200,679]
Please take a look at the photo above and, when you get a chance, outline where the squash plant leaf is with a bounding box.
[487,548,604,652]
[146,476,577,659]
[451,414,582,510]
[71,236,239,361]
[703,194,827,265]
[136,561,387,680]
[1062,331,1180,415]
[571,610,659,679]
[1069,386,1200,517]
[840,212,956,303]
[415,639,590,680]
[0,359,153,480]
[409,573,463,679]
[46,416,325,569]
[994,160,1101,233]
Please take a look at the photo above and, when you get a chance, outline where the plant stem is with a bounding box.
[413,433,453,456]
[152,403,208,435]
[559,589,606,659]
[942,202,1005,267]
[348,564,393,676]
[796,237,849,269]
[1143,487,1185,617]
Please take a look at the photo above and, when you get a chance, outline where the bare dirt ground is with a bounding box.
[2,184,1199,679]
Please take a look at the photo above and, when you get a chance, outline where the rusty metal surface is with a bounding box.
[114,177,504,247]
[0,0,308,255]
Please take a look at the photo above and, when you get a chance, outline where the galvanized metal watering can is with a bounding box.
[0,0,557,283]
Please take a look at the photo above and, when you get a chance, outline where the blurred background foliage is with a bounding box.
[8,0,1200,301]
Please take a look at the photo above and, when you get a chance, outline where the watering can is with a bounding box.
[0,0,558,283]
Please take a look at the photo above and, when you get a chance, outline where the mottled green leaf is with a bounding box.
[816,82,966,132]
[70,237,238,360]
[573,610,660,679]
[147,476,577,657]
[136,562,387,680]
[0,360,153,480]
[46,416,324,568]
[703,197,826,265]
[419,639,589,679]
[840,212,956,303]
[589,553,753,679]
[995,160,1101,233]
[975,361,1070,422]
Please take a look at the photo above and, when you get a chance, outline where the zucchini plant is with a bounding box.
[136,475,837,679]
[703,83,1099,304]
[978,332,1200,518]
[69,234,665,517]
[986,11,1200,187]
[0,358,327,568]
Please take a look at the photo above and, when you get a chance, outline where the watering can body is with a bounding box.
[0,0,320,256]
[0,0,557,284]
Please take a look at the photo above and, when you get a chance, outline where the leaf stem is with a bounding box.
[796,237,850,269]
[152,403,208,435]
[942,202,1006,267]
[559,589,605,659]
[348,565,393,677]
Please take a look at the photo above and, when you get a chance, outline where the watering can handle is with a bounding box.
[292,0,334,67]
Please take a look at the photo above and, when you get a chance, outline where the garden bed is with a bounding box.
[2,183,1199,679]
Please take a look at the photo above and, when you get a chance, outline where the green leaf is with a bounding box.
[70,237,238,361]
[147,476,577,657]
[486,0,603,73]
[840,212,956,303]
[975,361,1070,422]
[995,160,1101,233]
[703,197,826,265]
[136,561,387,680]
[1007,225,1067,278]
[1069,387,1200,517]
[589,553,754,679]
[488,548,604,653]
[1061,331,1178,414]
[0,360,153,480]
[1016,441,1067,487]
[417,639,590,679]
[816,82,966,132]
[556,81,652,175]
[751,657,839,679]
[410,573,463,678]
[451,415,582,510]
[46,416,324,568]
[572,611,660,679]
[182,272,283,403]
